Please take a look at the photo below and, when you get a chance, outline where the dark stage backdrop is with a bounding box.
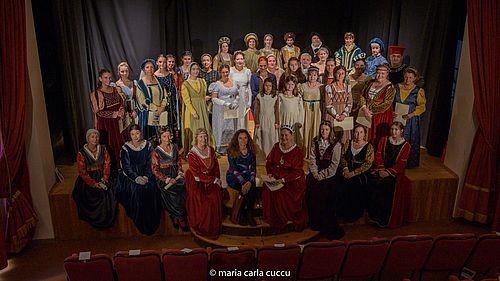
[33,0,466,160]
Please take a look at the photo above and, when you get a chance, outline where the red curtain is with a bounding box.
[457,0,500,230]
[0,0,38,270]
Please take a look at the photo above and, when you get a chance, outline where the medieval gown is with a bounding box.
[117,141,162,235]
[254,94,279,160]
[394,84,426,168]
[229,66,252,130]
[299,83,323,158]
[364,55,388,78]
[305,138,343,239]
[263,143,307,231]
[135,78,168,143]
[156,74,181,145]
[151,144,187,227]
[185,146,223,239]
[90,87,125,164]
[360,81,395,148]
[73,145,117,229]
[278,93,304,148]
[368,136,410,227]
[181,78,215,152]
[337,140,374,222]
[209,81,239,154]
[226,149,257,218]
[323,83,353,143]
[334,44,366,75]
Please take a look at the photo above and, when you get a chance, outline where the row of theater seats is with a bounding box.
[64,233,500,281]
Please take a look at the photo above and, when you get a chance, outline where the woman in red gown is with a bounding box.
[263,125,307,231]
[369,121,411,228]
[359,63,395,148]
[185,128,223,239]
[90,69,125,165]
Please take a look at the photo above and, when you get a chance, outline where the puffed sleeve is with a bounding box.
[103,147,111,182]
[369,85,395,114]
[120,145,139,180]
[413,88,427,116]
[181,80,197,115]
[353,143,374,176]
[318,142,341,180]
[77,152,97,187]
[152,149,167,182]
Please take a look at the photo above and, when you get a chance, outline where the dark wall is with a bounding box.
[33,0,466,160]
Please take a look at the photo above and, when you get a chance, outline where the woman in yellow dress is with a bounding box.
[181,62,214,155]
[299,66,323,158]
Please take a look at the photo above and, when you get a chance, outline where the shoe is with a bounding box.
[246,211,257,227]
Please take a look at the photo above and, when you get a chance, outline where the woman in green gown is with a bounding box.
[181,62,215,155]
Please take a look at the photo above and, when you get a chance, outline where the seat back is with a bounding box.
[64,253,115,281]
[113,250,162,281]
[297,241,346,280]
[422,233,477,272]
[339,238,390,279]
[209,246,256,281]
[256,244,301,281]
[463,233,500,274]
[380,235,433,279]
[162,248,208,281]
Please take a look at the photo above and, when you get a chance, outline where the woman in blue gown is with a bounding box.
[72,129,117,229]
[117,124,162,235]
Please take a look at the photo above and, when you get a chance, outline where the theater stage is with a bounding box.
[49,149,458,246]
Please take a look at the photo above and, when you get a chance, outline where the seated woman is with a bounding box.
[263,125,307,231]
[72,129,117,229]
[151,127,187,231]
[368,121,410,228]
[185,128,223,239]
[226,129,257,226]
[306,121,344,240]
[117,124,161,235]
[337,124,374,223]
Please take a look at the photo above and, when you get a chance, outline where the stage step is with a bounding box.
[222,216,295,236]
[192,228,320,247]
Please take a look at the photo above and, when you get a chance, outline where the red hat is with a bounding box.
[389,46,405,55]
[283,32,295,41]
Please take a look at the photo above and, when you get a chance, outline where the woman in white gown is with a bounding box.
[229,51,252,130]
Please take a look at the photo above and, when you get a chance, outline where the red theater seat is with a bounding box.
[461,233,500,278]
[421,234,477,281]
[256,243,301,281]
[162,248,208,281]
[209,246,256,281]
[379,235,434,280]
[297,241,346,280]
[64,253,115,281]
[113,250,162,281]
[338,238,390,280]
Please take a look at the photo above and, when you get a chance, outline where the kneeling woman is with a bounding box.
[368,121,410,228]
[306,121,344,240]
[152,127,187,230]
[73,129,117,229]
[185,128,223,239]
[226,129,257,226]
[117,125,162,235]
[263,125,307,231]
[337,124,374,222]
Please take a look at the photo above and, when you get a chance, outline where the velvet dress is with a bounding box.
[226,149,257,219]
[305,139,343,239]
[90,88,125,164]
[368,136,410,227]
[263,143,307,231]
[360,81,395,148]
[185,146,223,239]
[337,140,374,222]
[72,145,117,229]
[151,144,187,227]
[117,141,162,235]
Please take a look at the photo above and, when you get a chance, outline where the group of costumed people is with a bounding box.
[72,31,426,240]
